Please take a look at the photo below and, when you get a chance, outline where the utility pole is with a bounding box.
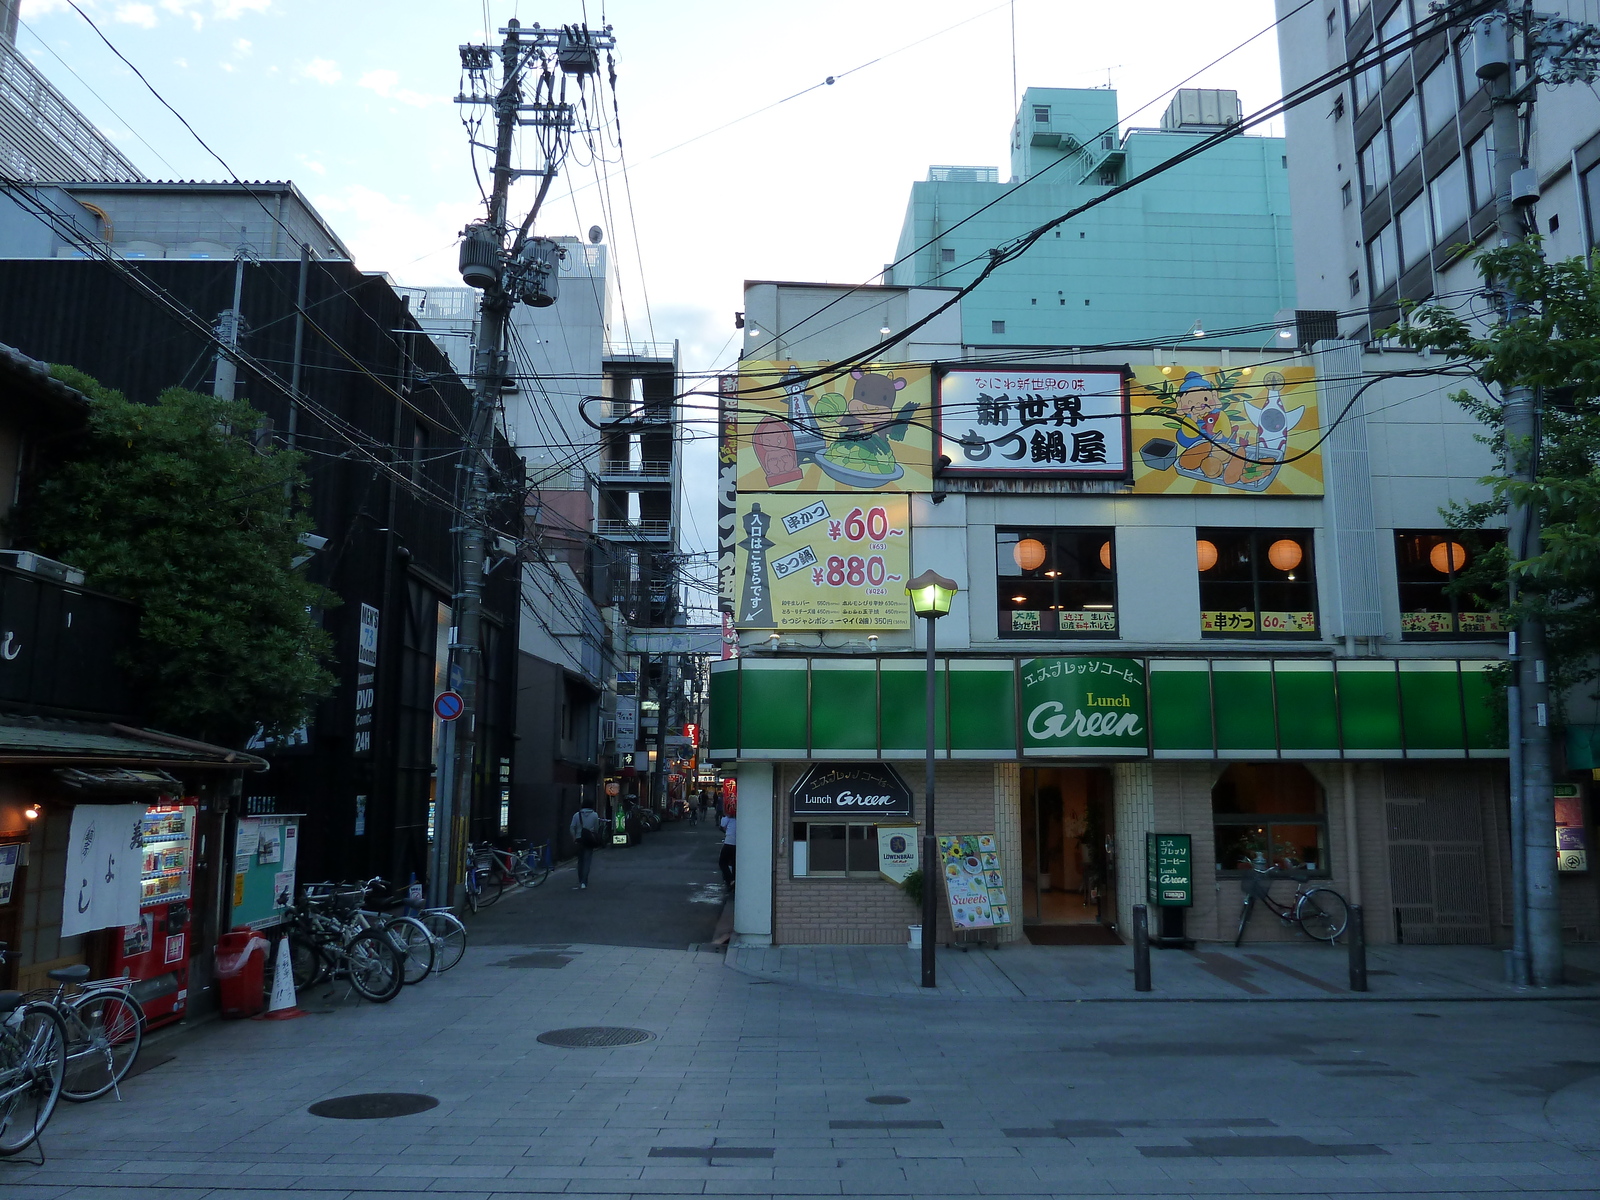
[213,248,248,401]
[444,18,613,904]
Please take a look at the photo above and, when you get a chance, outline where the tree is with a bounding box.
[1395,241,1600,706]
[13,369,336,744]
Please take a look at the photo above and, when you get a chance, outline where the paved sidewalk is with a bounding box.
[726,939,1600,1001]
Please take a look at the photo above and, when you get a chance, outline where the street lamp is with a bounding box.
[905,568,958,988]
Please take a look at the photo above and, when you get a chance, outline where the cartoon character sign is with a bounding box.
[734,361,934,493]
[1129,365,1323,496]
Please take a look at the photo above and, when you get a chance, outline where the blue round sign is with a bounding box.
[433,691,464,721]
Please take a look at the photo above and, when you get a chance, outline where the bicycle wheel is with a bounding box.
[385,917,435,984]
[1296,887,1350,942]
[474,866,504,909]
[1233,895,1254,947]
[516,851,550,888]
[343,931,404,1002]
[61,991,143,1102]
[421,910,467,972]
[0,1002,67,1155]
[289,935,330,990]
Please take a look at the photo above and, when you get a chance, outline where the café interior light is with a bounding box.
[1430,541,1468,574]
[1013,537,1047,571]
[1268,538,1303,571]
[1099,541,1112,570]
[1196,539,1218,572]
[906,569,959,619]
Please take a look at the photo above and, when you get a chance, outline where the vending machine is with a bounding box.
[109,800,196,1028]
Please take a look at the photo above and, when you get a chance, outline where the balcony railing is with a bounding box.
[598,399,674,424]
[604,340,677,361]
[598,460,673,479]
[596,518,672,540]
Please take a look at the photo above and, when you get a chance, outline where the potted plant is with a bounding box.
[901,869,924,947]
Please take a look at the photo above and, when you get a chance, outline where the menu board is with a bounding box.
[937,833,1010,929]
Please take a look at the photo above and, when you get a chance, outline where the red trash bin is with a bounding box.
[215,927,269,1018]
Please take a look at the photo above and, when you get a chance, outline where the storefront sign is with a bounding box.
[791,763,912,817]
[61,802,146,938]
[0,843,19,903]
[1556,784,1587,872]
[938,833,1010,928]
[354,604,379,757]
[735,361,934,493]
[1021,657,1148,757]
[938,366,1128,476]
[877,825,919,883]
[615,698,638,742]
[1146,832,1193,906]
[732,493,910,629]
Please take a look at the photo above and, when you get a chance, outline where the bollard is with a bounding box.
[1133,904,1151,992]
[1347,903,1367,993]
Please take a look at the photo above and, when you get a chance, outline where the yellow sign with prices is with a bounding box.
[1129,364,1323,496]
[734,361,934,493]
[731,493,910,629]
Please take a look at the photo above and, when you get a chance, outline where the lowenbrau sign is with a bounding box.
[1021,656,1148,757]
[791,763,913,817]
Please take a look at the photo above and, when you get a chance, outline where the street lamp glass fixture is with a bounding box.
[906,569,959,619]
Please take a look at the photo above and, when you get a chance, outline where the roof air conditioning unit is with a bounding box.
[0,550,86,586]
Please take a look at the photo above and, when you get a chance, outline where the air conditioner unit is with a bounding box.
[602,719,617,741]
[0,550,85,586]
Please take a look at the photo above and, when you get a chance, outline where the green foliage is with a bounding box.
[14,369,337,744]
[900,867,923,908]
[1393,242,1600,704]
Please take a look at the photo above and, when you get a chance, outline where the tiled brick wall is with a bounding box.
[774,763,1019,945]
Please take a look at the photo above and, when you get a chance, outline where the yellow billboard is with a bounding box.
[734,361,933,493]
[731,493,910,630]
[1129,365,1323,496]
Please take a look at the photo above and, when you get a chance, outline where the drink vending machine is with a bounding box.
[109,800,196,1028]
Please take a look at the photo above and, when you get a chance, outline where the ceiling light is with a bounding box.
[1011,595,1027,603]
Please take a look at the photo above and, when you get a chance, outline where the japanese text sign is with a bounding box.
[1146,833,1193,907]
[938,366,1129,476]
[1021,657,1148,757]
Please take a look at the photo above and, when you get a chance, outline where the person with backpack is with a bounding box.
[570,801,603,889]
[718,798,737,889]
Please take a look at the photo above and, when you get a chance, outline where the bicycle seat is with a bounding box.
[47,964,92,984]
[0,991,22,1014]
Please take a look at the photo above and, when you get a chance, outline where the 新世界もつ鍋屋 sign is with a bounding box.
[791,763,913,818]
[1021,657,1148,757]
[734,361,933,493]
[1129,365,1322,496]
[937,366,1129,476]
[731,493,909,629]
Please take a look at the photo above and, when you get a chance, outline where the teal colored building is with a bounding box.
[891,87,1297,347]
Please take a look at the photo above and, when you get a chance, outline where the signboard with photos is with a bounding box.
[938,833,1010,929]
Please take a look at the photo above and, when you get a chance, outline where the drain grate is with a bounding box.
[308,1093,439,1120]
[866,1095,910,1105]
[537,1026,654,1048]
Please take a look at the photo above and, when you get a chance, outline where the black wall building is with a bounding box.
[0,257,520,888]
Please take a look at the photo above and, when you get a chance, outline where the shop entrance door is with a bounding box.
[1019,767,1118,943]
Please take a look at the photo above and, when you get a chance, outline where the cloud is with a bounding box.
[310,184,463,284]
[357,68,439,108]
[297,155,326,176]
[19,0,72,16]
[114,3,159,27]
[213,0,269,17]
[233,38,251,55]
[300,58,341,86]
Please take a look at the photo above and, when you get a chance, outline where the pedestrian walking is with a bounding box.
[569,801,603,889]
[719,801,737,889]
[699,790,711,824]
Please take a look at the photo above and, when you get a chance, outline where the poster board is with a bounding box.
[877,825,919,884]
[937,833,1011,928]
[229,814,301,930]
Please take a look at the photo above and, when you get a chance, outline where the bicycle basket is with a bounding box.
[1241,870,1272,899]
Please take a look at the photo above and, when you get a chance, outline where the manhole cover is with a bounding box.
[867,1095,910,1105]
[495,952,573,969]
[537,1026,654,1048]
[307,1092,439,1120]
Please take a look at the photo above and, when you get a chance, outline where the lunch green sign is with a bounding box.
[1021,657,1148,757]
[1146,833,1193,907]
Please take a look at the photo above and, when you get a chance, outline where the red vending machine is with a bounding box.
[110,800,196,1028]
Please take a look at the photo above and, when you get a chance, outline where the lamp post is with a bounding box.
[906,568,959,989]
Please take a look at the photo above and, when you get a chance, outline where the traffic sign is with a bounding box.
[434,691,464,721]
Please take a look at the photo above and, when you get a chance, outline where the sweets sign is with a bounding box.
[938,834,1011,929]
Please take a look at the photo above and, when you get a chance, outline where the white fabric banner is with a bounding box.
[61,803,147,938]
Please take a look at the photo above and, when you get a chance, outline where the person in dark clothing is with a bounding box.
[569,803,602,889]
[719,809,737,887]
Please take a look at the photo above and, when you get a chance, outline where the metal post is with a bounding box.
[1347,903,1368,992]
[213,252,246,400]
[921,614,937,989]
[654,654,670,811]
[1507,677,1529,984]
[1132,904,1151,992]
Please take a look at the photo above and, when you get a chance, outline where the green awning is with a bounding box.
[708,656,1505,762]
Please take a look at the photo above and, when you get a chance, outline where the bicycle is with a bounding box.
[29,963,143,1102]
[393,890,467,973]
[463,844,502,912]
[474,841,551,889]
[285,889,405,1002]
[0,943,67,1156]
[1233,859,1350,946]
[344,879,435,985]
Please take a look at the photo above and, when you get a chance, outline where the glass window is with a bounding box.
[1469,127,1496,211]
[1455,32,1484,95]
[1421,60,1457,139]
[1584,164,1600,251]
[1398,192,1432,269]
[998,528,1117,638]
[1369,222,1398,290]
[1354,44,1383,112]
[1346,0,1370,16]
[1389,93,1422,168]
[1360,133,1391,204]
[1429,155,1470,240]
[1197,528,1318,638]
[1213,764,1329,874]
[792,822,879,876]
[1034,105,1051,123]
[1394,529,1506,637]
[1381,0,1413,78]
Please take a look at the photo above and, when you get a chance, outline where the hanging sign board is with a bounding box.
[60,803,146,938]
[938,833,1010,928]
[938,365,1129,476]
[1146,832,1193,907]
[877,825,919,884]
[1021,657,1148,757]
[791,763,913,818]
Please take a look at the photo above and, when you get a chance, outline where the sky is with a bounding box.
[14,0,1287,600]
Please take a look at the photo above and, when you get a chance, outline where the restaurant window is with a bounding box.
[1213,763,1329,875]
[998,528,1117,638]
[1197,528,1318,637]
[1394,529,1505,637]
[792,823,878,877]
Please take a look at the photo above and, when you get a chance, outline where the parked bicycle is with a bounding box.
[284,888,405,1002]
[342,879,435,985]
[473,840,551,890]
[464,842,500,912]
[30,963,144,1102]
[391,885,468,973]
[0,943,67,1156]
[1233,858,1350,946]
